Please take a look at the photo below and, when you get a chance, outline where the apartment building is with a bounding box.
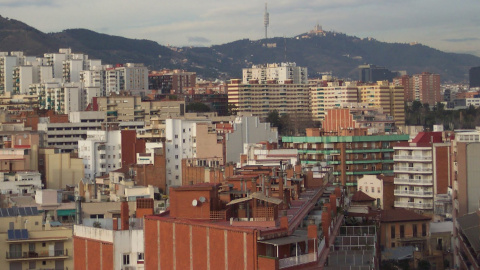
[38,111,143,153]
[282,128,409,190]
[149,69,196,94]
[455,208,480,269]
[38,148,84,190]
[94,95,185,125]
[74,200,146,270]
[322,105,395,134]
[105,63,148,95]
[393,132,451,216]
[0,206,73,270]
[394,72,441,105]
[358,81,405,126]
[0,171,42,194]
[228,79,310,121]
[310,81,359,121]
[379,208,431,251]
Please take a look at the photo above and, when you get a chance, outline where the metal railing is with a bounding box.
[394,178,433,185]
[393,155,432,161]
[394,201,433,209]
[394,167,432,173]
[279,253,316,269]
[6,249,68,259]
[394,190,433,196]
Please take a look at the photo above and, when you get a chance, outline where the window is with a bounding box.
[123,254,130,265]
[138,252,144,261]
[422,223,427,236]
[391,243,395,248]
[175,144,178,149]
[371,187,374,193]
[413,224,418,237]
[175,135,178,139]
[365,186,368,192]
[390,225,395,238]
[400,225,405,238]
[175,165,179,170]
[183,129,185,133]
[175,155,178,159]
[377,187,381,193]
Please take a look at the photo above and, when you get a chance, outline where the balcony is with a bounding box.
[6,249,68,261]
[394,201,433,209]
[394,166,432,173]
[394,190,433,197]
[279,253,316,269]
[393,155,432,162]
[394,178,432,185]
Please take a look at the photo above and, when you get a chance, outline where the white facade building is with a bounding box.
[225,116,279,164]
[242,62,308,84]
[357,175,384,209]
[0,171,42,194]
[78,129,122,179]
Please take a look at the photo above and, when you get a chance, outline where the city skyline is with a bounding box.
[0,0,479,57]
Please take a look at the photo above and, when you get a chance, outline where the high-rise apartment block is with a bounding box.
[228,79,310,121]
[470,66,480,88]
[282,128,409,190]
[358,64,398,83]
[310,81,359,121]
[393,132,451,216]
[149,69,196,94]
[394,72,441,105]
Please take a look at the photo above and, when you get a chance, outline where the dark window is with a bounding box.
[391,225,395,238]
[413,224,417,237]
[422,223,427,236]
[400,225,405,238]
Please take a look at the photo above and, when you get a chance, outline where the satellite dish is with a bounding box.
[192,199,198,207]
[199,197,206,203]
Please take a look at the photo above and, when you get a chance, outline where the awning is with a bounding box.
[258,235,309,246]
[57,209,76,216]
[226,192,283,206]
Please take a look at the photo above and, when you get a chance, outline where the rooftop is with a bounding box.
[380,208,431,223]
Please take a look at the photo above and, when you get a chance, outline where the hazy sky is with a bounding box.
[1,0,480,56]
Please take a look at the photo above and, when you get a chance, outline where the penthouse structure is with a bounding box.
[93,95,185,125]
[242,62,308,84]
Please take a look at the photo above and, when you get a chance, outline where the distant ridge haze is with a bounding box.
[0,15,479,82]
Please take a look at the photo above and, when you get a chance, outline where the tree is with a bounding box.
[266,110,282,131]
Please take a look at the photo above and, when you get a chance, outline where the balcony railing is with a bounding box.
[393,155,432,161]
[394,166,432,173]
[394,190,433,197]
[279,253,316,269]
[394,201,433,209]
[6,249,68,260]
[394,178,433,185]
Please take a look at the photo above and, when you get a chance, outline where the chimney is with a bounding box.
[321,206,331,247]
[307,220,318,254]
[113,218,118,231]
[121,200,129,230]
[280,210,288,229]
[330,194,337,216]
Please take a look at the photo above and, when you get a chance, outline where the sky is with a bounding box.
[1,0,480,56]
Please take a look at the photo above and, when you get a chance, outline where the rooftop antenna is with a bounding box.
[264,3,269,39]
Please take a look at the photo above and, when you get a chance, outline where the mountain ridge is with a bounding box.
[0,15,479,82]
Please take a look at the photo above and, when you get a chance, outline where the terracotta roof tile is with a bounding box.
[351,190,375,202]
[380,208,431,222]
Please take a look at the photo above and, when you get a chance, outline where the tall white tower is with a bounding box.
[264,3,269,39]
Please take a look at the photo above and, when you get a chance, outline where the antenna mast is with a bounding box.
[264,3,269,39]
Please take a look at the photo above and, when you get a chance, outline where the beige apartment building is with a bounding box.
[358,81,405,126]
[0,207,73,270]
[228,79,310,121]
[310,81,359,121]
[38,148,85,190]
[94,95,185,125]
